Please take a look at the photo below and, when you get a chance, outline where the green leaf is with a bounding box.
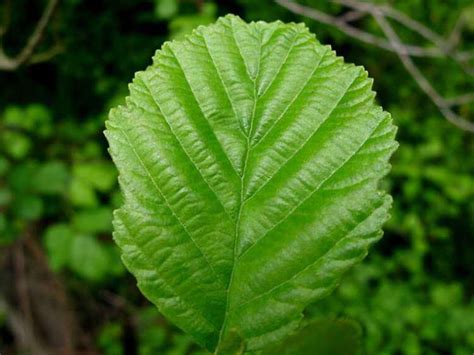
[2,131,31,159]
[3,104,52,136]
[73,162,117,192]
[68,162,116,207]
[0,188,12,207]
[463,4,474,32]
[0,156,9,176]
[13,194,43,220]
[262,319,362,355]
[169,3,216,40]
[44,222,124,279]
[72,207,113,234]
[105,15,397,352]
[3,106,25,128]
[69,177,99,207]
[44,224,75,271]
[154,0,178,20]
[33,161,69,195]
[69,234,110,281]
[98,322,123,355]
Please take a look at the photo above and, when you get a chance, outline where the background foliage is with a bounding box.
[0,0,473,354]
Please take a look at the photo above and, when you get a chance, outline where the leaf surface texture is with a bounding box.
[105,15,397,352]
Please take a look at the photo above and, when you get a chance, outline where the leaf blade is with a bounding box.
[105,14,398,352]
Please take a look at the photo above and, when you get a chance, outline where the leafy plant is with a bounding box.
[105,15,397,353]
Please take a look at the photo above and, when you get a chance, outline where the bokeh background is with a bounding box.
[0,0,473,354]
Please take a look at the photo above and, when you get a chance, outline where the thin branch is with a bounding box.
[372,11,474,132]
[446,13,464,50]
[0,0,60,71]
[13,243,33,329]
[29,42,64,64]
[275,0,443,58]
[276,0,474,133]
[339,10,366,23]
[445,93,474,107]
[15,0,59,66]
[336,0,444,45]
[334,0,473,74]
[0,296,50,355]
[445,16,474,76]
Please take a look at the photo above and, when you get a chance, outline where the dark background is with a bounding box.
[0,0,473,354]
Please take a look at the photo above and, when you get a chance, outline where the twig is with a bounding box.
[13,242,33,329]
[275,0,443,58]
[373,11,474,132]
[0,296,50,355]
[336,0,444,46]
[23,237,76,355]
[29,43,64,64]
[333,0,473,75]
[445,93,474,106]
[275,0,474,133]
[0,0,60,71]
[339,10,366,23]
[446,15,464,51]
[15,0,59,65]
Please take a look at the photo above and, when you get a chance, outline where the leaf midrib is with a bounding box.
[214,33,371,349]
[215,22,263,348]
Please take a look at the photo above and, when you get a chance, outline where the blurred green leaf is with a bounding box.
[33,161,69,195]
[169,3,216,39]
[44,222,123,280]
[155,0,178,20]
[430,283,463,308]
[69,177,99,207]
[3,106,25,128]
[0,188,12,207]
[137,307,167,355]
[3,104,52,137]
[13,194,43,220]
[0,156,9,176]
[98,322,124,355]
[263,319,362,355]
[2,131,32,159]
[9,162,36,191]
[105,246,126,277]
[73,162,116,192]
[72,207,112,234]
[69,234,110,281]
[463,4,474,31]
[44,224,75,271]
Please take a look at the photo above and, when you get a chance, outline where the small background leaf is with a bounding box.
[263,318,362,355]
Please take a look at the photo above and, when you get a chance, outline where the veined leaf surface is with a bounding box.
[105,14,397,352]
